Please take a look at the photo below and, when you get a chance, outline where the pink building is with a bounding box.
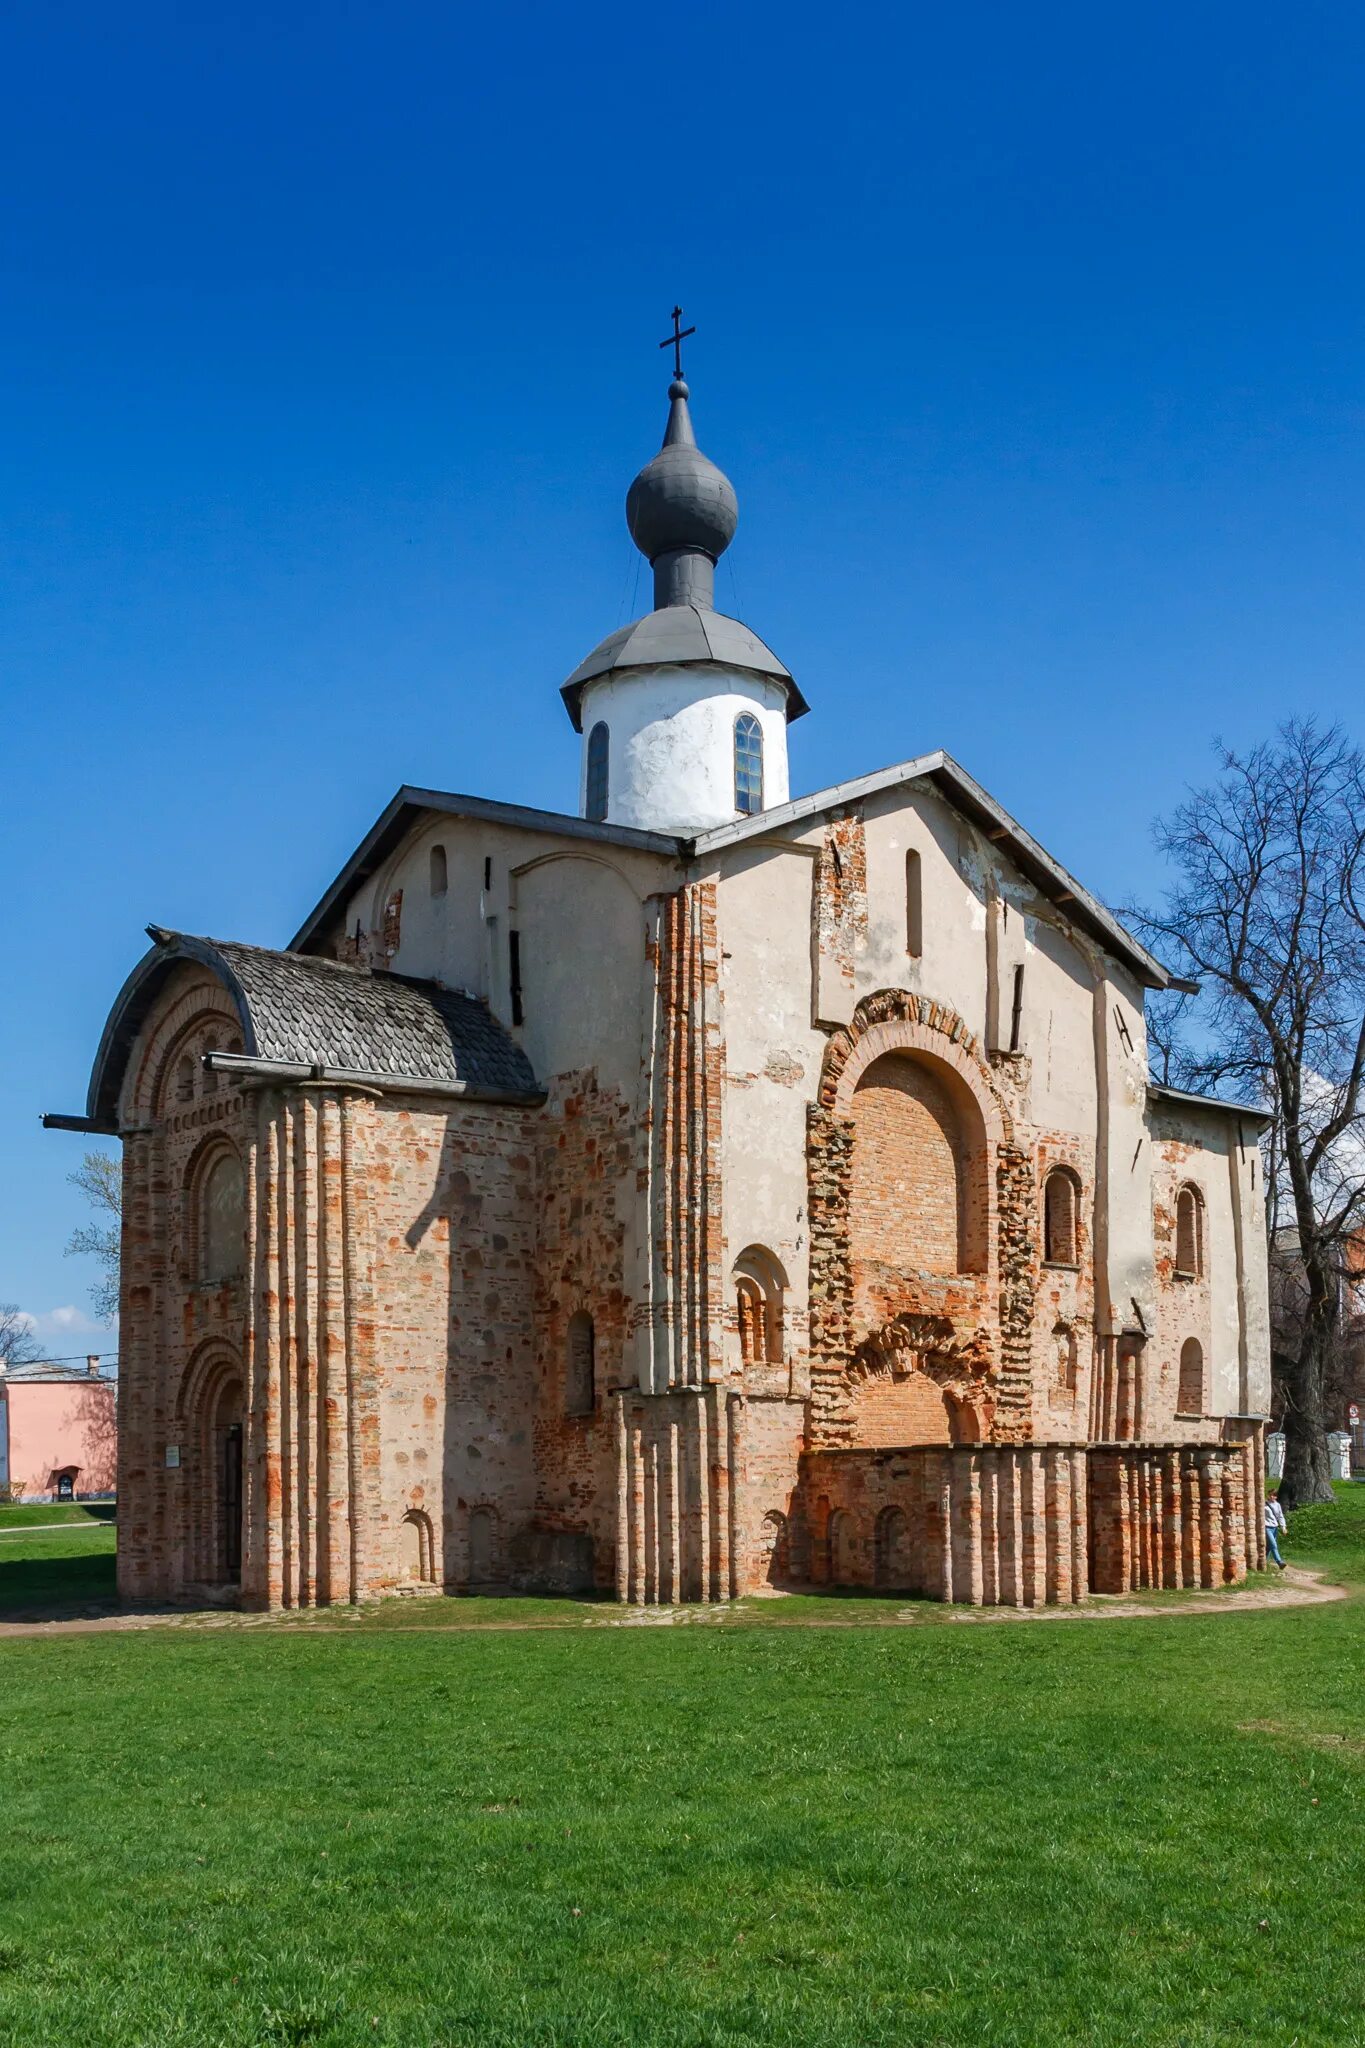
[0,1358,117,1501]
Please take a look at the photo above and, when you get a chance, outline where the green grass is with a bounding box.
[0,1501,115,1528]
[0,1518,117,1614]
[1,1493,1363,2045]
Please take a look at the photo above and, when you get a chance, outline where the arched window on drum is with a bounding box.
[734,713,763,815]
[585,723,610,823]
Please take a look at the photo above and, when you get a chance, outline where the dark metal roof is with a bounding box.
[560,604,808,731]
[75,929,541,1133]
[1147,1081,1274,1127]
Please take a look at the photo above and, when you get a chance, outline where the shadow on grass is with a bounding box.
[0,1549,121,1619]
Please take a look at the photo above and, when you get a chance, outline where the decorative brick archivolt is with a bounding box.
[807,990,1037,1446]
[127,972,242,1125]
[175,1336,245,1425]
[820,990,1012,1146]
[848,1311,996,1442]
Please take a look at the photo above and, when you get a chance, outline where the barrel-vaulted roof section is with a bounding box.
[73,928,542,1133]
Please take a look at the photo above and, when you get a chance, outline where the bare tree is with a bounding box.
[65,1151,121,1325]
[0,1303,40,1371]
[1127,721,1365,1507]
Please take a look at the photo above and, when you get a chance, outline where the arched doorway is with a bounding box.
[177,1347,246,1591]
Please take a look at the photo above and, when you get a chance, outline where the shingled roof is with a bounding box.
[74,928,542,1132]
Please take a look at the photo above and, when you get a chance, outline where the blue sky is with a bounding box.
[3,1,1364,1347]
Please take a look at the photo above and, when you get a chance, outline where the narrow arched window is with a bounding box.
[1177,1337,1204,1415]
[1043,1168,1079,1266]
[565,1310,595,1415]
[585,723,609,823]
[1175,1185,1204,1278]
[905,848,922,958]
[429,843,448,897]
[201,1151,245,1283]
[734,713,763,815]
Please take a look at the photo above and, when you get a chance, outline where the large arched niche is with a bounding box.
[849,1050,986,1283]
[807,991,1011,1386]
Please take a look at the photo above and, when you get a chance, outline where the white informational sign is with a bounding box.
[1266,1432,1286,1479]
[164,1445,181,1469]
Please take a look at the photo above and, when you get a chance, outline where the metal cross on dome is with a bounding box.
[658,304,696,379]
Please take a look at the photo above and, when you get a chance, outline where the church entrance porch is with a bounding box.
[796,1436,1263,1607]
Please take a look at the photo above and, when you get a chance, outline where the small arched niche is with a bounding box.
[732,1246,787,1369]
[827,1508,859,1587]
[1175,1185,1205,1279]
[400,1508,435,1584]
[1043,1167,1081,1267]
[1177,1337,1204,1416]
[758,1509,788,1586]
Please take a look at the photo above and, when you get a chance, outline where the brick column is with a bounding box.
[1069,1446,1088,1601]
[1222,1457,1245,1585]
[1046,1449,1069,1605]
[726,1391,743,1598]
[1163,1449,1183,1589]
[1199,1454,1223,1587]
[613,1391,630,1602]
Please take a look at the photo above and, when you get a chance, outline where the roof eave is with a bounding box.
[559,665,810,735]
[1148,1081,1274,1128]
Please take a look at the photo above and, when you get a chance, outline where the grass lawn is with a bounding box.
[0,1502,116,1529]
[0,1504,117,1615]
[1,1495,1363,2045]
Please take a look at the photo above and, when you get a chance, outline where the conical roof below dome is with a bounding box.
[560,603,807,732]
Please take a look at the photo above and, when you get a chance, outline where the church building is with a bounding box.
[47,337,1272,1609]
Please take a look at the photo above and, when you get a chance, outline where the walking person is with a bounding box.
[1265,1490,1288,1570]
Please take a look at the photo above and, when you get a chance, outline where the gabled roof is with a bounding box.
[63,929,542,1134]
[290,786,682,955]
[286,753,1173,989]
[692,751,1176,991]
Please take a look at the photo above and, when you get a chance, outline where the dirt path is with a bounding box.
[0,1564,1344,1641]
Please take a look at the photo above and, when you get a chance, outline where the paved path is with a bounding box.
[0,1521,114,1536]
[0,1565,1344,1640]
